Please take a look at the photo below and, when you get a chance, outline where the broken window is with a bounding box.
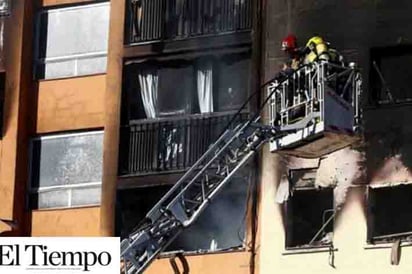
[285,169,334,249]
[370,45,412,104]
[29,131,103,209]
[367,184,412,243]
[34,2,110,79]
[116,172,250,253]
[121,53,250,122]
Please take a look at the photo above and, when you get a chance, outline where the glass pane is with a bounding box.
[71,186,101,206]
[36,2,110,78]
[31,132,103,188]
[43,59,76,79]
[76,56,107,76]
[216,54,250,112]
[157,65,195,116]
[39,3,110,58]
[36,190,70,209]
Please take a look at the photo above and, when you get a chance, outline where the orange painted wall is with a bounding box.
[36,75,106,133]
[41,0,95,7]
[145,251,251,274]
[31,207,101,236]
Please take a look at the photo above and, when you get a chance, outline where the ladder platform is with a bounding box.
[268,61,362,158]
[270,121,360,158]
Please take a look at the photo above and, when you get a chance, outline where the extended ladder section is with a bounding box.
[268,61,362,158]
[121,61,363,274]
[121,119,281,274]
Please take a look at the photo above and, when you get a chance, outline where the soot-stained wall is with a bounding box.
[259,1,412,273]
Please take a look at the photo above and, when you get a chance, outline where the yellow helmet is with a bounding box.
[306,36,325,48]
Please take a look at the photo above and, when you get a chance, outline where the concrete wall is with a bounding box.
[258,0,412,273]
[0,0,107,235]
[146,252,251,274]
[36,75,106,133]
[0,0,37,235]
[31,207,100,236]
[29,0,107,237]
[41,0,93,7]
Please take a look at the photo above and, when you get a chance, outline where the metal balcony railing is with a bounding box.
[268,61,362,130]
[118,111,249,176]
[126,0,252,44]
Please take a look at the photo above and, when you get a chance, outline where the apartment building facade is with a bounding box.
[1,0,412,274]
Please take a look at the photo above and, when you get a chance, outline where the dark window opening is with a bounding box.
[116,173,250,253]
[121,53,250,123]
[370,45,412,105]
[285,186,334,249]
[367,185,412,243]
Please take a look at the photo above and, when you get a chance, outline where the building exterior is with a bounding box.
[1,0,412,274]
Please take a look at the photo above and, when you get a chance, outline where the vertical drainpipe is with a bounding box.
[100,0,126,237]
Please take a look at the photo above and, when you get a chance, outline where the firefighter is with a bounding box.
[281,34,306,71]
[304,35,329,64]
[304,35,343,65]
[279,34,307,111]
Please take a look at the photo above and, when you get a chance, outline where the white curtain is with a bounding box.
[197,62,214,113]
[138,71,158,119]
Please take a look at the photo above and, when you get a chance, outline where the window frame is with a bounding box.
[28,130,104,210]
[33,1,110,80]
[369,45,412,106]
[121,52,251,123]
[366,184,412,244]
[284,169,335,250]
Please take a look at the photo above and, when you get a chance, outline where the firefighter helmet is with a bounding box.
[281,34,297,51]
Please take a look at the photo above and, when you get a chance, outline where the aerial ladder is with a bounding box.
[120,60,362,274]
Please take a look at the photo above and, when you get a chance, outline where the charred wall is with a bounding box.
[259,1,412,273]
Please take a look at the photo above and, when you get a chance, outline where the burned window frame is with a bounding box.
[33,1,110,80]
[367,184,412,244]
[284,168,335,250]
[28,130,104,210]
[369,45,412,105]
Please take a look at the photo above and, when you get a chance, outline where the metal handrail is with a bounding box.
[268,61,362,129]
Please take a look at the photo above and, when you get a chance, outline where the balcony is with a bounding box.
[125,0,253,45]
[118,111,249,176]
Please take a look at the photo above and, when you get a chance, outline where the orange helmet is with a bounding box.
[281,34,297,51]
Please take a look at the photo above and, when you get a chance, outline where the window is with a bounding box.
[122,53,250,121]
[125,0,253,44]
[285,169,334,249]
[116,173,250,253]
[370,45,412,104]
[34,2,110,80]
[29,131,103,209]
[367,184,412,243]
[0,0,10,16]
